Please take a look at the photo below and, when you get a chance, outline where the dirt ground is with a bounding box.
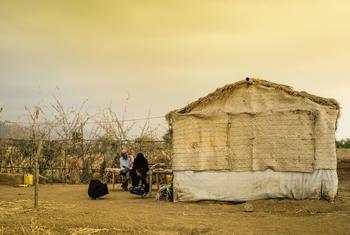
[0,181,350,235]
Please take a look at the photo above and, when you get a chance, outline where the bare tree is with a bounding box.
[25,105,53,208]
[0,94,172,185]
[50,96,94,183]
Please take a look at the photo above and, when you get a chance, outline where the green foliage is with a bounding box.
[336,138,350,149]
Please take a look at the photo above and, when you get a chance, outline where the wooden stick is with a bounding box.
[148,170,153,198]
[112,172,115,192]
[156,173,159,191]
[34,139,43,209]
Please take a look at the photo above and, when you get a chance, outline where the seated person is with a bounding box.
[120,150,132,191]
[88,172,109,200]
[129,168,150,196]
[130,153,149,187]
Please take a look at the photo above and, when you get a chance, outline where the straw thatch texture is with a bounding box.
[166,78,339,121]
[169,79,339,173]
[172,110,318,172]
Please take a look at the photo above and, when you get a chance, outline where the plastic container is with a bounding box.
[165,174,173,184]
[23,174,34,186]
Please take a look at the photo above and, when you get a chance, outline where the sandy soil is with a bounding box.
[0,181,350,235]
[338,149,350,161]
[337,150,350,181]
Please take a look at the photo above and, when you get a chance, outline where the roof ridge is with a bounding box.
[166,78,340,121]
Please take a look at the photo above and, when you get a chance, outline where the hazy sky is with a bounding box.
[0,0,349,138]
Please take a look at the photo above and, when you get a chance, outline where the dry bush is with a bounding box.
[0,97,171,184]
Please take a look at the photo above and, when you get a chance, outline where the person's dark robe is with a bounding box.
[130,156,149,187]
[130,177,150,196]
[88,180,109,199]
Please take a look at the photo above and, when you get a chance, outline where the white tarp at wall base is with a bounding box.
[173,170,338,202]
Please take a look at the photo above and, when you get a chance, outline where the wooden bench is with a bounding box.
[104,168,121,192]
[105,164,173,195]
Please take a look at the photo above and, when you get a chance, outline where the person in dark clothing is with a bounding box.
[88,172,109,200]
[130,168,150,196]
[130,153,149,187]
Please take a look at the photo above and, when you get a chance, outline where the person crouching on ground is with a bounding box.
[120,149,132,191]
[130,152,149,188]
[129,168,150,196]
[88,172,109,200]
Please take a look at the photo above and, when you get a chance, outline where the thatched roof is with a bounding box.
[166,78,340,121]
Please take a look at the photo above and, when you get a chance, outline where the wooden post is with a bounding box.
[34,139,43,209]
[80,124,85,183]
[148,170,153,198]
[63,149,67,184]
[156,173,159,191]
[112,172,115,192]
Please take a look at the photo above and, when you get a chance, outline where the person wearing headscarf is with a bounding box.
[88,172,109,200]
[130,153,149,187]
[129,168,150,196]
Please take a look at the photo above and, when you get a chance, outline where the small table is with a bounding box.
[148,168,173,198]
[105,168,121,192]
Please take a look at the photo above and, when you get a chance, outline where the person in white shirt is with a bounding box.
[120,149,132,191]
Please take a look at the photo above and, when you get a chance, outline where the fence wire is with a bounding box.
[0,137,171,184]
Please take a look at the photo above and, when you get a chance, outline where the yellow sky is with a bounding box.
[0,0,349,138]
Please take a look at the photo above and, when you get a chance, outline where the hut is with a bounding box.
[166,78,340,202]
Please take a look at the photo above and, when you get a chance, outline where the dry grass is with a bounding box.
[18,217,54,235]
[0,200,32,216]
[69,228,110,235]
[1,183,350,235]
[0,200,75,217]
